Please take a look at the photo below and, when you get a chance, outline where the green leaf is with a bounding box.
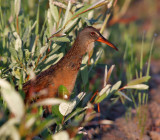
[88,0,110,10]
[105,65,115,85]
[0,6,4,29]
[49,0,59,23]
[9,47,18,61]
[94,85,111,104]
[17,48,23,62]
[98,84,111,96]
[59,92,86,116]
[52,131,69,140]
[52,36,70,42]
[25,117,36,129]
[40,53,64,71]
[80,54,89,86]
[14,0,21,16]
[13,32,22,51]
[52,105,63,123]
[40,44,48,55]
[0,79,25,119]
[82,92,93,106]
[94,81,121,104]
[80,64,88,86]
[24,49,31,61]
[127,76,151,86]
[89,48,103,73]
[63,0,72,27]
[117,91,132,101]
[146,38,155,76]
[58,85,70,99]
[63,18,78,33]
[47,9,53,34]
[72,5,91,19]
[31,21,37,31]
[110,81,122,92]
[68,0,108,24]
[22,26,30,44]
[0,118,20,140]
[12,67,21,79]
[123,84,149,90]
[35,3,40,35]
[45,53,63,64]
[31,36,40,57]
[32,98,65,107]
[64,107,86,123]
[31,119,56,138]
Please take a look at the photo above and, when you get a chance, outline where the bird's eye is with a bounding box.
[90,32,95,36]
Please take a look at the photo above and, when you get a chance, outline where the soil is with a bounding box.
[99,59,160,140]
[82,57,160,140]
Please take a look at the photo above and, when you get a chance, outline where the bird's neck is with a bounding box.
[61,38,87,71]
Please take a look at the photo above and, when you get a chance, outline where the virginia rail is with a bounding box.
[23,26,118,108]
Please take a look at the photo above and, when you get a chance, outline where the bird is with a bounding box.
[23,26,118,111]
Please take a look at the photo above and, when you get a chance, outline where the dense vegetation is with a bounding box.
[0,0,154,139]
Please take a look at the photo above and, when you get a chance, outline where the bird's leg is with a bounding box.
[97,103,100,113]
[90,91,98,102]
[90,91,100,113]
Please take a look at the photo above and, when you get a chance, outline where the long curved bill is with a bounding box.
[97,36,118,51]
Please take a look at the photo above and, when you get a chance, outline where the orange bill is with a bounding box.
[97,36,118,51]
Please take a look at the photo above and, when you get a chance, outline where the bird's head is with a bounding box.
[77,26,118,53]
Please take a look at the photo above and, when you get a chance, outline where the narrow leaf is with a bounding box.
[64,107,87,123]
[117,91,132,101]
[80,55,89,86]
[49,0,59,22]
[63,0,71,27]
[63,18,78,33]
[127,76,151,86]
[106,65,115,84]
[59,92,86,116]
[31,119,56,138]
[32,98,64,106]
[44,53,63,64]
[0,79,25,119]
[95,85,111,104]
[95,81,121,104]
[9,47,18,61]
[88,0,109,10]
[70,0,108,21]
[52,131,69,140]
[146,37,155,76]
[40,44,48,55]
[98,84,111,96]
[14,0,21,16]
[35,3,40,35]
[13,32,22,51]
[123,84,149,90]
[0,118,20,140]
[110,81,121,92]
